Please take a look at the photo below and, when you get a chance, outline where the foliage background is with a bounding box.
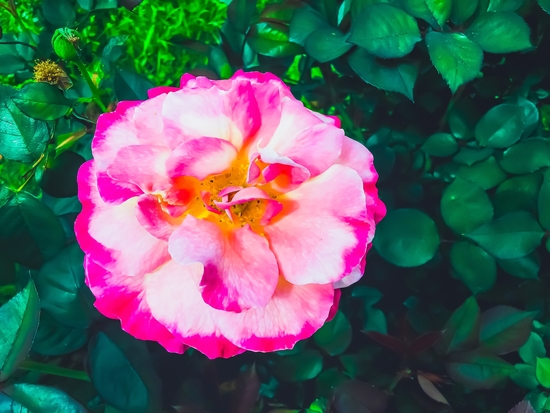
[2,0,550,412]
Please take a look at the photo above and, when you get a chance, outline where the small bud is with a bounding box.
[33,60,73,90]
[51,28,81,61]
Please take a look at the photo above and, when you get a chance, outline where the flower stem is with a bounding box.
[75,59,108,113]
[19,359,90,382]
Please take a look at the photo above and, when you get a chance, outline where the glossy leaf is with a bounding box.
[0,383,86,412]
[441,177,493,234]
[421,132,458,157]
[115,69,154,101]
[519,333,546,365]
[457,156,507,190]
[499,138,550,174]
[314,311,352,356]
[12,83,72,121]
[450,0,478,24]
[315,368,348,399]
[426,32,483,93]
[480,306,536,355]
[498,252,540,280]
[227,0,257,33]
[31,311,88,356]
[465,212,544,260]
[536,358,550,388]
[446,350,514,389]
[42,0,76,27]
[272,349,323,382]
[436,296,481,355]
[488,0,525,11]
[511,364,539,390]
[450,241,496,294]
[304,29,352,63]
[540,0,550,13]
[373,208,440,267]
[401,0,451,29]
[289,7,328,45]
[538,169,550,230]
[348,4,421,59]
[475,104,525,148]
[248,22,302,58]
[466,12,532,53]
[348,48,417,100]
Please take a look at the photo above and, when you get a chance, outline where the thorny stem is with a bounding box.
[75,59,108,113]
[19,359,90,382]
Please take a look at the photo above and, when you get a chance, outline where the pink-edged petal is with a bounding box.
[166,138,238,180]
[116,101,141,113]
[333,251,367,289]
[76,161,170,277]
[97,171,142,205]
[214,187,283,225]
[216,279,335,352]
[218,186,243,197]
[259,147,310,186]
[107,144,171,192]
[135,194,177,241]
[247,154,262,184]
[85,257,185,354]
[326,289,342,322]
[145,260,245,359]
[168,215,279,312]
[147,86,179,99]
[265,164,369,285]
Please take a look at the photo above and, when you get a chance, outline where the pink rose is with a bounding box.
[75,71,386,358]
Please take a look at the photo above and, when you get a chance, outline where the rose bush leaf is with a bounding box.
[466,12,532,53]
[0,383,86,412]
[450,241,497,295]
[11,83,72,121]
[435,296,481,355]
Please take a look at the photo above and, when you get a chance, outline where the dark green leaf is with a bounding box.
[451,241,497,294]
[457,156,507,190]
[227,0,257,33]
[480,306,536,354]
[0,383,86,412]
[450,0,478,24]
[0,84,49,163]
[348,48,417,100]
[475,104,525,148]
[539,0,550,13]
[465,211,544,259]
[426,32,483,93]
[511,364,539,390]
[339,348,380,378]
[449,97,480,139]
[524,392,547,413]
[248,22,302,58]
[348,4,421,59]
[119,0,144,10]
[401,0,451,29]
[315,368,348,399]
[453,147,494,165]
[466,12,531,53]
[272,349,323,382]
[421,132,458,157]
[88,326,162,413]
[32,311,88,356]
[0,278,39,382]
[436,296,481,355]
[494,173,542,217]
[12,83,71,121]
[538,169,550,230]
[304,29,352,63]
[289,7,328,46]
[0,54,25,75]
[441,177,493,234]
[536,358,550,388]
[499,138,550,174]
[488,0,524,11]
[35,243,93,329]
[115,69,154,101]
[41,151,85,198]
[42,0,76,27]
[313,311,352,356]
[0,192,66,269]
[332,380,388,413]
[498,252,540,280]
[446,349,514,389]
[519,333,546,365]
[102,35,129,62]
[373,208,440,267]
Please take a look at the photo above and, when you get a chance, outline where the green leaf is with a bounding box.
[538,169,550,230]
[373,209,440,267]
[41,151,85,198]
[450,0,478,24]
[498,252,540,280]
[348,48,417,101]
[332,380,388,413]
[88,326,162,413]
[536,358,550,388]
[272,349,324,382]
[401,0,451,29]
[450,242,497,294]
[480,306,536,354]
[0,192,66,269]
[35,243,94,329]
[0,278,39,382]
[511,364,539,390]
[539,0,550,13]
[453,147,494,165]
[32,311,88,356]
[421,132,458,157]
[519,333,546,365]
[466,12,531,53]
[436,296,481,355]
[0,54,26,75]
[0,383,86,412]
[42,0,76,27]
[494,174,542,217]
[348,4,421,59]
[457,157,507,190]
[488,0,524,11]
[289,7,329,45]
[314,311,352,356]
[315,368,348,399]
[499,138,550,174]
[449,97,480,139]
[441,177,493,234]
[12,83,72,121]
[446,349,515,389]
[0,85,49,163]
[248,22,302,58]
[465,211,544,259]
[475,104,525,148]
[525,391,548,412]
[339,348,380,378]
[304,28,353,63]
[115,69,154,101]
[425,32,483,93]
[227,0,257,34]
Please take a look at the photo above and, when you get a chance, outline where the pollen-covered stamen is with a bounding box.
[215,187,282,228]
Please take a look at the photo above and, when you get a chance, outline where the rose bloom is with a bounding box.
[75,71,385,358]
